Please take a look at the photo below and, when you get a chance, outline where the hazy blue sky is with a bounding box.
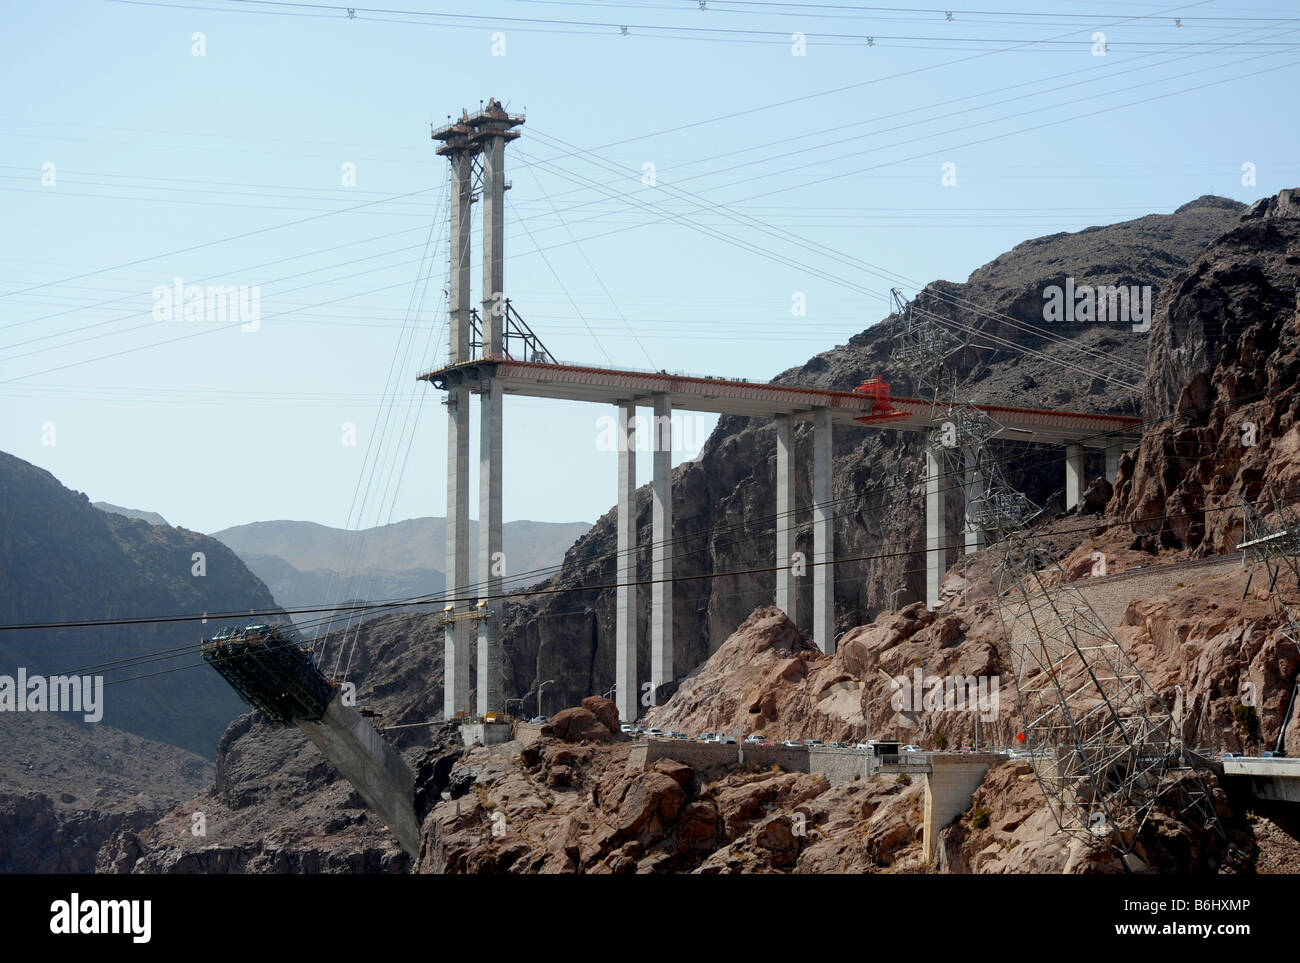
[2,0,1297,534]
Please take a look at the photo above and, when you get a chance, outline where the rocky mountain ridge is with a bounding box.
[0,451,285,757]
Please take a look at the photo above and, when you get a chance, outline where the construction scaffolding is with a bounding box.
[467,300,556,364]
[200,623,337,725]
[201,621,420,856]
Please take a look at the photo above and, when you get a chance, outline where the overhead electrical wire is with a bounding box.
[7,0,1255,333]
[7,385,1260,644]
[108,0,1289,51]
[5,13,1274,376]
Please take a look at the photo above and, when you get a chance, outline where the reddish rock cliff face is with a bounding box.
[645,604,1012,749]
[1114,196,1300,554]
[414,733,933,875]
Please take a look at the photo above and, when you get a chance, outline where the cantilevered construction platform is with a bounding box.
[201,626,419,857]
[419,355,1142,724]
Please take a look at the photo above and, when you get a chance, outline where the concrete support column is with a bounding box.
[775,414,797,625]
[448,150,473,364]
[480,134,505,355]
[443,147,474,721]
[1065,443,1085,510]
[615,401,639,725]
[296,697,419,857]
[926,447,943,609]
[812,408,834,653]
[444,386,470,718]
[922,755,997,864]
[650,395,673,702]
[1105,439,1122,484]
[962,446,985,555]
[476,378,503,716]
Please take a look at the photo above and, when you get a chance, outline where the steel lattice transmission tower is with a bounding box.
[1239,486,1300,648]
[1238,487,1300,756]
[889,287,963,409]
[993,540,1219,854]
[889,287,1220,858]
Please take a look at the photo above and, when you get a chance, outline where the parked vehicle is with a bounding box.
[828,741,849,748]
[782,740,803,748]
[715,734,737,744]
[804,739,823,747]
[646,728,664,737]
[1262,750,1286,758]
[900,745,923,753]
[1221,752,1240,760]
[698,732,716,742]
[620,724,634,734]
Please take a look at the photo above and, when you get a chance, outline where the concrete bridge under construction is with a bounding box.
[418,100,1143,726]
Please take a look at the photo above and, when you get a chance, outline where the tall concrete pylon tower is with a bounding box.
[431,99,523,719]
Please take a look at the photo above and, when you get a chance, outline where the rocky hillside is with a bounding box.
[417,724,934,875]
[409,586,1293,874]
[93,502,169,526]
[0,713,211,872]
[495,196,1245,712]
[98,611,445,873]
[0,451,287,757]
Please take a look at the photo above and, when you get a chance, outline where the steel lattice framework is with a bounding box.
[1237,487,1300,756]
[888,287,962,409]
[1239,486,1300,646]
[994,536,1219,851]
[890,287,1219,858]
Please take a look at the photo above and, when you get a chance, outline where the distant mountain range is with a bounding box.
[211,517,592,631]
[93,502,169,527]
[1,453,285,758]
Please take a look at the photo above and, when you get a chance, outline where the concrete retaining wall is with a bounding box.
[922,754,1002,862]
[514,721,545,745]
[1222,757,1300,803]
[629,739,870,785]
